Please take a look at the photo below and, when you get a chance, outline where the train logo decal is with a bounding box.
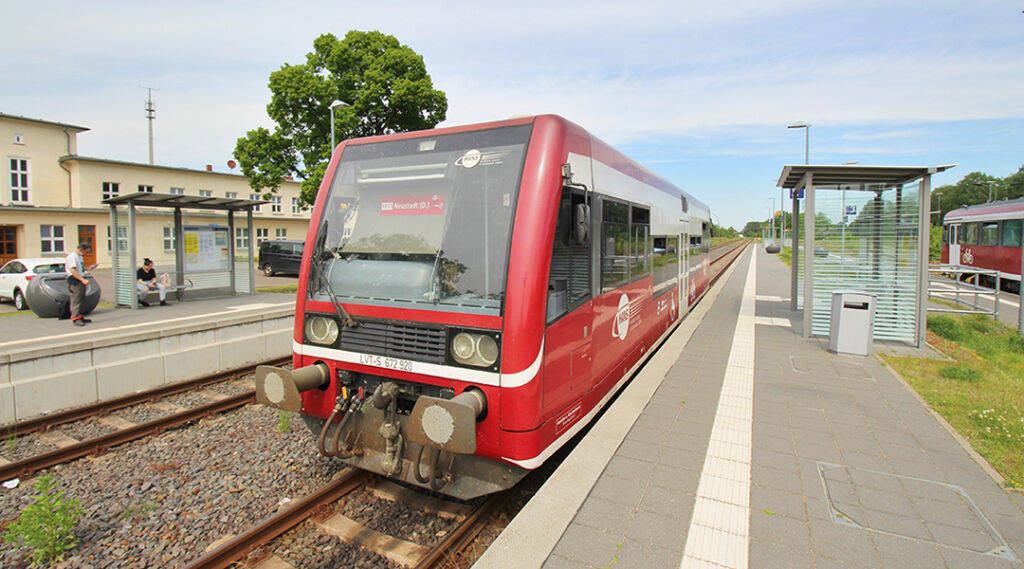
[456,149,482,168]
[612,294,631,340]
[961,248,974,265]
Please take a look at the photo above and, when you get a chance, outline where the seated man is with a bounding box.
[136,258,169,306]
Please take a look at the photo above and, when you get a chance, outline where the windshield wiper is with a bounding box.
[314,222,357,328]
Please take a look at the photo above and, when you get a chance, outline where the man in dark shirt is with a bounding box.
[136,258,169,307]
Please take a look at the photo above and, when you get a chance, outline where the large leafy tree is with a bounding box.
[234,31,448,206]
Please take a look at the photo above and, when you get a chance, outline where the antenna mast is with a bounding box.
[141,86,159,165]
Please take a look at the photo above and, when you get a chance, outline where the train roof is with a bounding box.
[339,114,709,218]
[944,197,1024,223]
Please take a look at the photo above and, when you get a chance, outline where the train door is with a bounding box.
[680,231,688,309]
[543,187,593,414]
[949,224,960,265]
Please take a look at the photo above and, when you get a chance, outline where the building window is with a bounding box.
[276,228,287,239]
[199,189,212,197]
[170,187,184,195]
[40,225,65,254]
[138,185,154,193]
[163,227,175,251]
[9,158,30,203]
[256,228,269,245]
[102,181,120,200]
[250,194,261,211]
[235,227,249,250]
[226,192,238,199]
[271,196,282,213]
[292,197,301,214]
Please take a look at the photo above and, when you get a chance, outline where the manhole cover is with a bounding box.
[818,462,1017,561]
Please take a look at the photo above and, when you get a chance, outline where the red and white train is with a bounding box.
[941,198,1024,293]
[255,115,713,499]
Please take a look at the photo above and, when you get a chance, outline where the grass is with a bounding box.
[880,313,1024,488]
[256,284,298,294]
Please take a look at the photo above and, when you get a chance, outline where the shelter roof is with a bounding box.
[103,191,269,212]
[776,164,957,190]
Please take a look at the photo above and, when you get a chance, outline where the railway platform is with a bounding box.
[0,272,297,425]
[476,245,1024,569]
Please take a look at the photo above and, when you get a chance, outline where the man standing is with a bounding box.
[65,242,94,326]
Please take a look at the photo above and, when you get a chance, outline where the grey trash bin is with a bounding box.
[828,290,876,356]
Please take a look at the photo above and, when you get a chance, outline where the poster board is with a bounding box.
[183,225,230,272]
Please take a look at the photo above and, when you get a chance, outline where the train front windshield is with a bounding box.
[312,125,532,316]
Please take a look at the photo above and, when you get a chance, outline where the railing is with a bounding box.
[927,264,1001,319]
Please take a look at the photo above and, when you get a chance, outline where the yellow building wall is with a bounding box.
[1,113,312,268]
[1,115,83,209]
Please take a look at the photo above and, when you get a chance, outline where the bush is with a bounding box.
[2,473,83,567]
[928,315,966,342]
[939,364,981,382]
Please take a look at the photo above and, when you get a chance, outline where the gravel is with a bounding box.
[0,405,345,568]
[58,418,119,442]
[115,404,173,425]
[0,432,58,462]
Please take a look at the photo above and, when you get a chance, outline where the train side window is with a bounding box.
[982,222,999,246]
[942,225,949,245]
[652,236,678,297]
[1002,220,1022,247]
[964,222,979,245]
[630,205,651,282]
[702,222,711,254]
[601,200,630,293]
[548,188,592,322]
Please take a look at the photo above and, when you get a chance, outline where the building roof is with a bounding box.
[776,164,957,189]
[0,112,89,132]
[59,155,278,181]
[103,192,269,212]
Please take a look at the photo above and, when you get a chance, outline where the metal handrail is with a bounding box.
[928,264,1001,319]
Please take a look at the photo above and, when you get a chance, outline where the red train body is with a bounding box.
[255,115,712,498]
[941,198,1024,292]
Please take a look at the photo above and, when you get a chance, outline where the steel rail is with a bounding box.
[0,390,255,481]
[414,490,508,569]
[180,470,369,569]
[2,357,289,437]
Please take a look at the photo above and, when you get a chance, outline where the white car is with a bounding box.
[0,258,68,310]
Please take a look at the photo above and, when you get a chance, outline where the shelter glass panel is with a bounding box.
[798,182,922,342]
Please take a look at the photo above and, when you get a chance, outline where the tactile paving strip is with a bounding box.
[818,462,1018,561]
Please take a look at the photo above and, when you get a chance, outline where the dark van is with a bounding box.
[259,240,304,276]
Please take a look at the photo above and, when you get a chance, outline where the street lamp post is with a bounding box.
[787,122,810,311]
[329,100,350,151]
[787,122,810,164]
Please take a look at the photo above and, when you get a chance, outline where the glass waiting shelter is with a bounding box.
[102,192,269,309]
[776,164,956,348]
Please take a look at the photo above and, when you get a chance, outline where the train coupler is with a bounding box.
[255,363,329,412]
[405,389,486,455]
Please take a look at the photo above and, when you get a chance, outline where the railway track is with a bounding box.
[182,471,507,569]
[0,357,288,481]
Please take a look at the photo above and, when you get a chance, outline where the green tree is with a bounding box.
[234,31,448,206]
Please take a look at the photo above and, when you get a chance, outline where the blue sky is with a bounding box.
[3,0,1022,228]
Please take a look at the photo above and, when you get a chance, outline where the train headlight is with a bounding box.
[449,329,500,369]
[476,335,499,366]
[452,333,476,361]
[305,315,339,346]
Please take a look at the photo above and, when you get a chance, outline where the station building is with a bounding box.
[1,112,310,269]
